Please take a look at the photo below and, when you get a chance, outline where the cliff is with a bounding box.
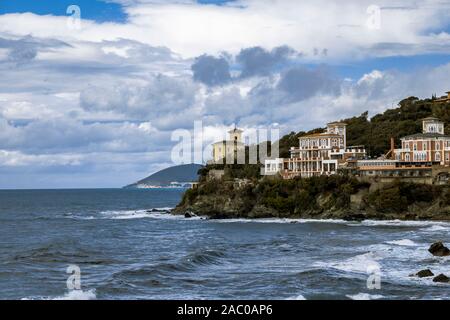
[173,174,450,221]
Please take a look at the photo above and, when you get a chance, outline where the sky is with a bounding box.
[0,0,449,189]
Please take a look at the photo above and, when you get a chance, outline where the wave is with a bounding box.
[210,218,450,230]
[9,242,114,265]
[68,208,186,221]
[346,293,383,300]
[111,249,226,282]
[286,294,307,300]
[386,239,418,247]
[52,289,97,300]
[23,289,97,300]
[315,252,382,274]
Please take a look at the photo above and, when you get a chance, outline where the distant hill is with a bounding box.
[124,164,203,188]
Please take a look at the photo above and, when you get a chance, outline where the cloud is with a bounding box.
[277,66,341,102]
[79,74,199,122]
[0,35,69,64]
[236,46,297,78]
[1,1,450,59]
[191,54,231,86]
[1,0,450,188]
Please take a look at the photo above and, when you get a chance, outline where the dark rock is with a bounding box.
[416,269,434,278]
[428,242,450,257]
[184,212,195,218]
[343,213,366,222]
[208,213,231,220]
[433,274,450,283]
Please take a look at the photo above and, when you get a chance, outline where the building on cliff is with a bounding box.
[435,91,450,103]
[394,117,450,165]
[264,122,367,178]
[210,128,245,164]
[264,117,449,183]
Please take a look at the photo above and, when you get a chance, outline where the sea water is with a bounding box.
[0,189,449,300]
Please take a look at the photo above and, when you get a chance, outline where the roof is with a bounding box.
[299,133,340,139]
[327,122,347,126]
[401,133,450,140]
[422,117,442,121]
[228,128,243,133]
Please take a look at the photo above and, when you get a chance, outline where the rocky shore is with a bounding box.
[173,175,450,221]
[411,242,450,283]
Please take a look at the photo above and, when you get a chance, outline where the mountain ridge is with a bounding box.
[124,164,203,188]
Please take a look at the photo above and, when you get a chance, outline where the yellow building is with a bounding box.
[212,128,245,164]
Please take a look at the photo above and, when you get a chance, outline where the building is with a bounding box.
[264,122,366,178]
[435,91,450,103]
[355,117,449,179]
[394,117,450,166]
[211,128,245,164]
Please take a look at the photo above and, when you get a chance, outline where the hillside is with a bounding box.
[279,96,450,158]
[124,164,203,188]
[174,94,450,221]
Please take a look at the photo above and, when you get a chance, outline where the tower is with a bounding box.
[423,117,444,135]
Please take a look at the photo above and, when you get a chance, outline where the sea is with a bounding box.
[0,189,449,300]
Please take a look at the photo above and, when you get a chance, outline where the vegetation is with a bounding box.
[176,95,450,220]
[279,97,450,158]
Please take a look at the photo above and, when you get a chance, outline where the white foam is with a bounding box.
[99,209,187,220]
[212,218,347,224]
[386,239,418,247]
[355,220,450,228]
[23,289,97,300]
[286,294,307,300]
[346,293,383,300]
[52,289,97,300]
[316,252,382,274]
[424,225,450,232]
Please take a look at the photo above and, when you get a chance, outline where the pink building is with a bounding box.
[394,117,450,166]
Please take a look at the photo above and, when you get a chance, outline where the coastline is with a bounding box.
[173,174,450,222]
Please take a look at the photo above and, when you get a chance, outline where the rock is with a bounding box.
[184,212,196,219]
[428,242,450,257]
[342,213,366,222]
[416,269,434,278]
[433,274,450,283]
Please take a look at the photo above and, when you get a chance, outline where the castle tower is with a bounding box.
[228,128,243,142]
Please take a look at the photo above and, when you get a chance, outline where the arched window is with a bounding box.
[405,154,410,161]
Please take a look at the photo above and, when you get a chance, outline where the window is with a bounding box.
[413,143,417,151]
[405,154,410,161]
[436,153,441,162]
[436,142,440,151]
[423,142,427,150]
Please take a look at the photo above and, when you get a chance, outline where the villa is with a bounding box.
[264,122,366,178]
[265,116,449,182]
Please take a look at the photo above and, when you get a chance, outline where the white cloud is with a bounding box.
[1,0,450,188]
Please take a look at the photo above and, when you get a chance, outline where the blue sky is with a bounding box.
[0,0,449,188]
[0,0,127,23]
